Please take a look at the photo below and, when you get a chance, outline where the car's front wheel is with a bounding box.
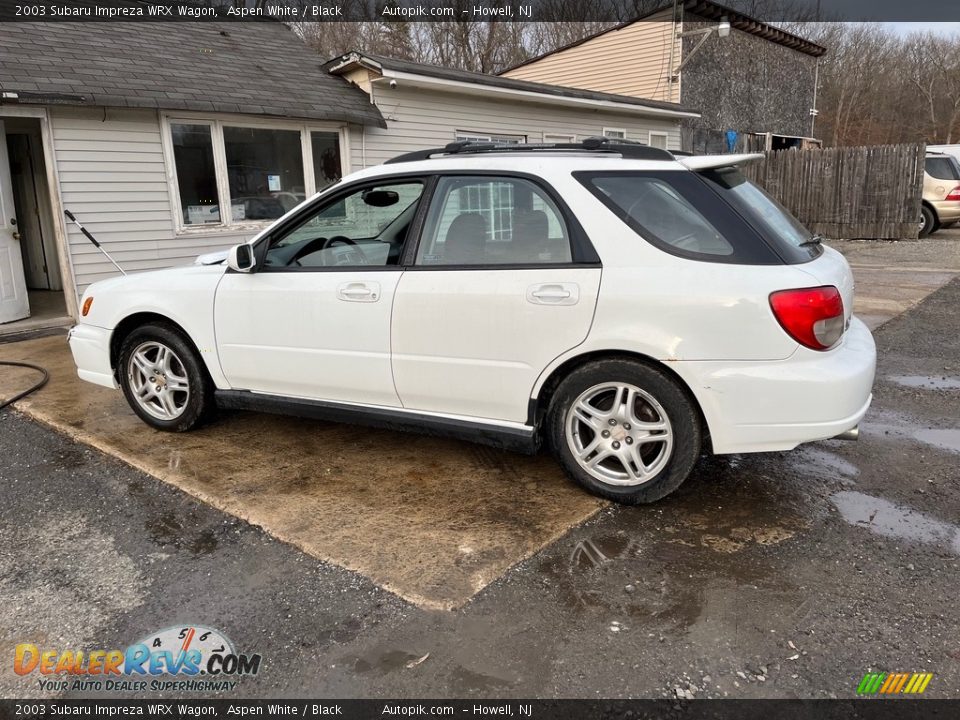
[117,323,215,432]
[546,359,701,504]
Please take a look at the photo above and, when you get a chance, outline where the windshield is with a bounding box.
[698,167,820,261]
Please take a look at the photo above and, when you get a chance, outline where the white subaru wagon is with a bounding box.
[69,139,876,504]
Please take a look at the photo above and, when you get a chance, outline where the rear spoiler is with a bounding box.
[678,153,764,171]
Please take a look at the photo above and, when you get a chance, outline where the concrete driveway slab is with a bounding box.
[0,335,602,610]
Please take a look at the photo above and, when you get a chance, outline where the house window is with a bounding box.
[543,133,576,144]
[223,126,304,221]
[648,131,670,150]
[603,128,627,140]
[165,117,344,231]
[455,131,526,144]
[170,123,220,226]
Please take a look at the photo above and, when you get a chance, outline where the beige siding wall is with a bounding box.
[501,12,680,103]
[348,85,682,170]
[50,107,256,297]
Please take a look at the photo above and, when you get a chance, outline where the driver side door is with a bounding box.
[214,178,425,406]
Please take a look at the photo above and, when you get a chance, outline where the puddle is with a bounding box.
[790,447,860,480]
[913,429,960,454]
[831,491,960,555]
[888,375,960,391]
[861,413,960,455]
[353,649,425,675]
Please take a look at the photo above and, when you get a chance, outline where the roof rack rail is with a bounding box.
[384,136,675,164]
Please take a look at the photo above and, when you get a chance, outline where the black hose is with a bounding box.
[0,361,50,410]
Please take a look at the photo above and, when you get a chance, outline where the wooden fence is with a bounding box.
[740,143,925,240]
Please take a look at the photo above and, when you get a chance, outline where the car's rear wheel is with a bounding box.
[919,205,937,238]
[118,323,215,432]
[546,359,701,504]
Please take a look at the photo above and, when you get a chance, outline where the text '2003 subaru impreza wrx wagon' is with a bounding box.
[69,139,876,504]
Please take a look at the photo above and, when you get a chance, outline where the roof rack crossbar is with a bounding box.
[384,136,675,164]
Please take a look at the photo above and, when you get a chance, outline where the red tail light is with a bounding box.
[946,187,960,201]
[769,286,844,350]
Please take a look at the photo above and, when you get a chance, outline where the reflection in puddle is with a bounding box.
[888,375,960,391]
[861,416,960,455]
[831,491,960,554]
[913,429,960,454]
[790,447,859,479]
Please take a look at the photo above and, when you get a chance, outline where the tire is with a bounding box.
[117,322,216,432]
[919,205,937,238]
[546,359,701,504]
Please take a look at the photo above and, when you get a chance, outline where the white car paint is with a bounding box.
[69,152,875,457]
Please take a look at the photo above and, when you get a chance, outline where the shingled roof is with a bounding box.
[0,21,385,127]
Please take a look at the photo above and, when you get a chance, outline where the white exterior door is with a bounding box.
[390,175,602,423]
[0,120,30,324]
[214,270,403,406]
[214,177,427,406]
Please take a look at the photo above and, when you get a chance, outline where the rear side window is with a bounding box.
[577,171,783,265]
[926,156,960,180]
[698,167,821,263]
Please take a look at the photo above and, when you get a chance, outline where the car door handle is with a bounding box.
[337,282,380,302]
[527,283,579,306]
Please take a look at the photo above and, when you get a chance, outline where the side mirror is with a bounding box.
[226,243,255,273]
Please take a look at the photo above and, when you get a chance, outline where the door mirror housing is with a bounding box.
[227,243,255,273]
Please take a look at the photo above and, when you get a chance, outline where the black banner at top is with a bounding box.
[3,0,960,22]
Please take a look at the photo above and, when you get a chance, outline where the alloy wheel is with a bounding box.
[564,382,673,486]
[127,341,191,421]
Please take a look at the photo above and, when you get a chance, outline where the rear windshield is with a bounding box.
[577,169,818,265]
[925,156,960,180]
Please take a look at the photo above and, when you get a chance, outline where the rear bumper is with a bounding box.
[67,323,117,389]
[931,199,960,223]
[674,316,876,454]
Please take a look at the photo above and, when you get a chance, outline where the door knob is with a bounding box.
[11,232,20,241]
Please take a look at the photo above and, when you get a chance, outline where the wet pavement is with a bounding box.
[1,275,959,699]
[0,334,601,611]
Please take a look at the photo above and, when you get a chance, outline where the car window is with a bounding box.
[416,176,572,266]
[587,175,734,257]
[265,181,423,269]
[925,156,960,181]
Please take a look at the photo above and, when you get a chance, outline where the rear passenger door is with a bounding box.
[390,174,602,423]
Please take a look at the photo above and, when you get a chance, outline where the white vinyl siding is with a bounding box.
[501,11,681,103]
[349,86,681,169]
[50,107,262,294]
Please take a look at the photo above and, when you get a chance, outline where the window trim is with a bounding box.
[454,130,527,144]
[602,127,627,140]
[160,111,350,236]
[543,132,577,144]
[648,131,670,150]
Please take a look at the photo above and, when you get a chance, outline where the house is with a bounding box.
[501,0,826,154]
[0,22,698,332]
[323,52,698,165]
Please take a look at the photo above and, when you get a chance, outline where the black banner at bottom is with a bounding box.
[2,699,960,720]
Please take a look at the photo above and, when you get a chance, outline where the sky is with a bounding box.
[882,22,960,36]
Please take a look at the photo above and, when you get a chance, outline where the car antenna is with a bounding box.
[63,209,127,275]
